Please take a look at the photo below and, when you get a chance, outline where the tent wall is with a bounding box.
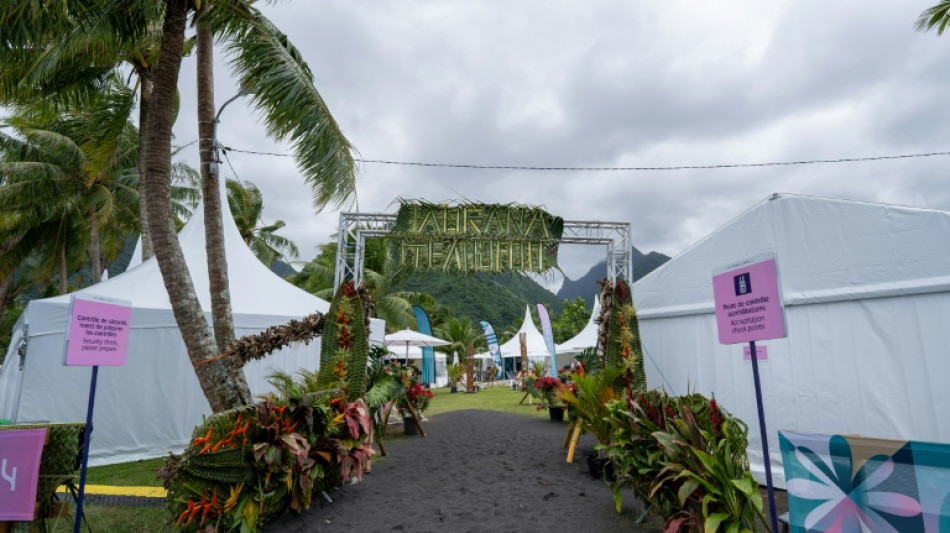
[0,303,384,466]
[637,195,950,487]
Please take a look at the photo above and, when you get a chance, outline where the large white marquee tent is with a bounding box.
[634,194,950,487]
[0,194,384,465]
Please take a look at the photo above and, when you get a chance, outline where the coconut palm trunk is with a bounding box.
[197,15,236,354]
[59,245,67,295]
[144,0,250,413]
[138,74,154,261]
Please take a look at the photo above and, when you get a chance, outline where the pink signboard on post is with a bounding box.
[63,294,132,366]
[0,428,47,521]
[712,252,787,345]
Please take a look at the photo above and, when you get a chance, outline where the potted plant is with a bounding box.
[557,368,621,479]
[399,383,433,435]
[534,376,566,421]
[446,363,464,393]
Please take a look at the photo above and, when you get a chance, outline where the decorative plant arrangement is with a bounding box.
[531,376,565,421]
[160,380,374,533]
[599,278,646,391]
[602,390,764,532]
[315,281,371,401]
[557,368,621,475]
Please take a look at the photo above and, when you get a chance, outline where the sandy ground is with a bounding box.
[265,409,786,533]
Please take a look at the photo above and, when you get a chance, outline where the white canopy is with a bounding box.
[634,194,950,487]
[555,295,600,355]
[0,187,384,465]
[476,306,552,360]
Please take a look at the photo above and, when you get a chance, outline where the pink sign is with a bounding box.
[64,295,132,366]
[712,253,787,344]
[743,345,768,360]
[0,429,47,521]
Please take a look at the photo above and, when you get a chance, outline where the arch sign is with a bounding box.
[388,201,564,274]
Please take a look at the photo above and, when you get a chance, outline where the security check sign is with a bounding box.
[712,252,787,344]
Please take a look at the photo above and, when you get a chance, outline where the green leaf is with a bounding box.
[678,478,700,507]
[730,477,755,497]
[704,512,729,533]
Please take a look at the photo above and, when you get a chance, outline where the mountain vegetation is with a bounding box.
[557,246,670,306]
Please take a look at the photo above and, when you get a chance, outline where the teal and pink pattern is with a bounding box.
[779,430,950,532]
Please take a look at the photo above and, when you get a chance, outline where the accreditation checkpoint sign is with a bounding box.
[711,251,787,533]
[62,294,131,533]
[712,252,787,344]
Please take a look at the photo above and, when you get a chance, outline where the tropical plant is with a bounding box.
[0,78,140,291]
[574,346,600,374]
[161,377,373,533]
[226,179,299,265]
[533,376,564,409]
[434,316,481,366]
[918,1,950,35]
[446,363,465,389]
[2,0,360,413]
[290,239,434,332]
[552,296,591,343]
[556,368,621,448]
[601,389,760,532]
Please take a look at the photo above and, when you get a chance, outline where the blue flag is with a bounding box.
[412,306,436,384]
[479,321,504,377]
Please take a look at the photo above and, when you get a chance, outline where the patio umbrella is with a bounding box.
[383,329,451,361]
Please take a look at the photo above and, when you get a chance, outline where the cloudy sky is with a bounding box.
[173,0,950,289]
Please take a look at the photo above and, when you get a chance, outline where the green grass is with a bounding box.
[86,457,165,486]
[426,384,549,419]
[64,384,547,532]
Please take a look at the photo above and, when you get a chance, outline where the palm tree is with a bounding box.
[226,179,299,266]
[0,77,140,291]
[918,1,950,34]
[435,317,483,366]
[2,0,360,413]
[289,239,435,332]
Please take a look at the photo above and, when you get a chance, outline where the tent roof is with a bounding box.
[45,184,329,318]
[477,306,551,358]
[555,295,600,354]
[634,194,950,319]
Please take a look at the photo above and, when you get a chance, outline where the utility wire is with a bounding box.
[220,145,950,172]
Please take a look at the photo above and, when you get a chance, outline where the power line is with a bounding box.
[219,145,950,172]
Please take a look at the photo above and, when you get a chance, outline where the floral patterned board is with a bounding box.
[779,430,950,532]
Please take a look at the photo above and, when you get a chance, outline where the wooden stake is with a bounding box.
[566,426,583,463]
[405,403,427,437]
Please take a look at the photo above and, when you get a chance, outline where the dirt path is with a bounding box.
[265,409,662,533]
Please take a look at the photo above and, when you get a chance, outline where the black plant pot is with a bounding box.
[403,417,419,436]
[450,386,459,394]
[548,407,565,422]
[586,453,615,481]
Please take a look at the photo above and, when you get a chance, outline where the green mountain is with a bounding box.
[399,272,562,333]
[556,246,671,307]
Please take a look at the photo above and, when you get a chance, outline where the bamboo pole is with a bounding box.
[566,426,583,463]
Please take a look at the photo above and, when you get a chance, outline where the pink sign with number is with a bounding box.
[712,253,787,344]
[0,428,47,521]
[64,295,132,366]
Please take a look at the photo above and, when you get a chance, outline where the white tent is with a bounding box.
[0,191,384,465]
[634,194,950,487]
[555,295,600,356]
[475,306,553,375]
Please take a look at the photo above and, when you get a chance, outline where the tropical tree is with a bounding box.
[435,317,483,366]
[3,0,359,412]
[917,1,950,34]
[0,76,140,292]
[289,239,435,332]
[552,296,591,343]
[226,179,299,266]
